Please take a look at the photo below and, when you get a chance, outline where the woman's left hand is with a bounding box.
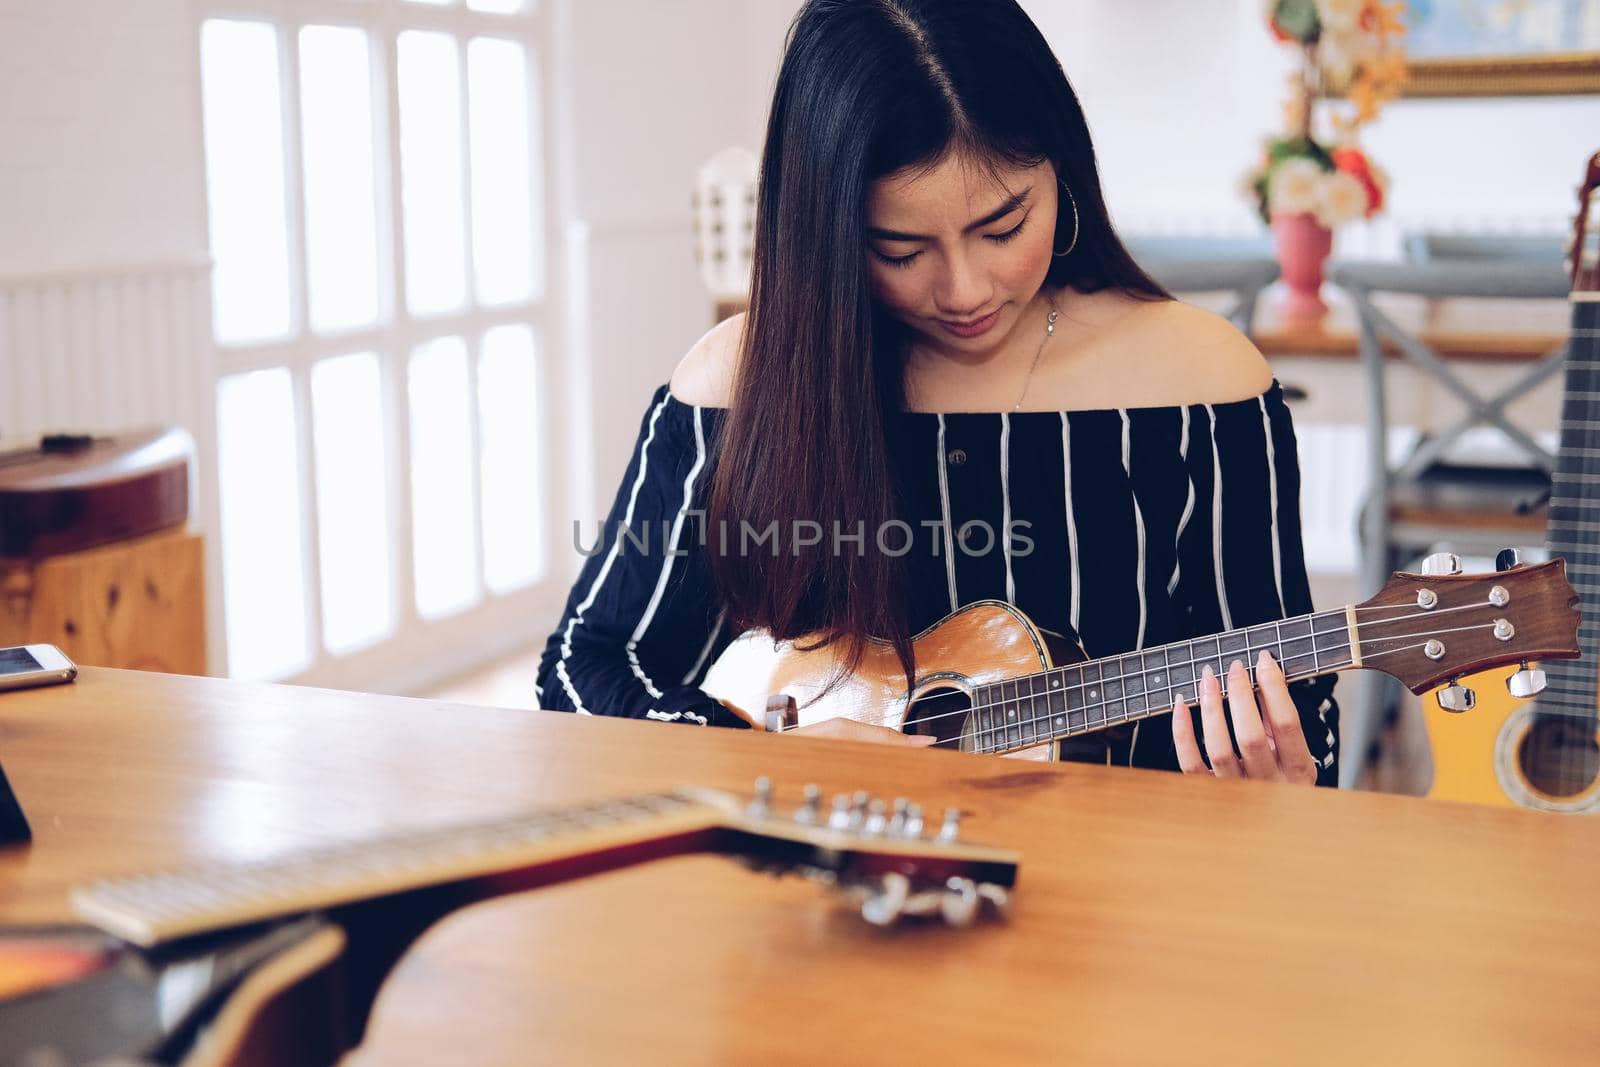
[1170,649,1317,786]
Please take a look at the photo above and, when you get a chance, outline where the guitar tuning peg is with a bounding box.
[849,791,870,830]
[938,807,962,842]
[860,871,910,927]
[1437,680,1477,713]
[887,797,909,834]
[976,882,1012,920]
[828,794,851,830]
[1421,552,1462,576]
[903,803,925,838]
[1495,548,1522,572]
[796,783,822,824]
[941,877,979,927]
[747,777,773,818]
[864,799,888,835]
[1507,662,1547,699]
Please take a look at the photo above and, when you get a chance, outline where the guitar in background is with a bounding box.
[1424,150,1600,810]
[0,781,1017,1067]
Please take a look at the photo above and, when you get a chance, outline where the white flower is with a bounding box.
[1317,33,1358,91]
[1315,0,1365,32]
[1268,157,1325,216]
[1312,170,1370,227]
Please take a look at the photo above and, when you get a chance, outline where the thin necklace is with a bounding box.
[1013,300,1061,412]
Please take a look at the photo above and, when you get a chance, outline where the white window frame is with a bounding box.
[194,0,575,694]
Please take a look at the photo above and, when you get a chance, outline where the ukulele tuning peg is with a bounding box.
[1507,662,1547,699]
[1495,548,1522,572]
[864,799,888,835]
[887,798,909,835]
[1437,680,1477,713]
[1421,552,1462,577]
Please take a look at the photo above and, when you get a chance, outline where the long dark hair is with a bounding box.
[707,0,1169,692]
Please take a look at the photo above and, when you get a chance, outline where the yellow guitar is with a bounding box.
[1425,150,1600,812]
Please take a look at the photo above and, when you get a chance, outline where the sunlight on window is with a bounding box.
[217,370,309,679]
[200,20,293,344]
[467,37,539,306]
[300,26,382,334]
[312,353,395,653]
[478,325,543,593]
[397,31,468,316]
[409,337,481,618]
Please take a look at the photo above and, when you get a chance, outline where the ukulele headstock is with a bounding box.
[687,779,1019,928]
[1355,555,1581,701]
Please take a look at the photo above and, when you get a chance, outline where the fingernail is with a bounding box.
[1202,664,1215,681]
[1258,649,1275,670]
[1230,659,1245,674]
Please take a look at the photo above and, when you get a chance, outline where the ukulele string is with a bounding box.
[910,632,1495,752]
[780,619,1502,737]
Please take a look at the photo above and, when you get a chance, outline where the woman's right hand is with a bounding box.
[785,717,938,747]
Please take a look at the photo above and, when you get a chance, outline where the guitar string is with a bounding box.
[779,618,1503,739]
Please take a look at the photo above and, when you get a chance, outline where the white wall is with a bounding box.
[0,0,207,276]
[557,0,796,527]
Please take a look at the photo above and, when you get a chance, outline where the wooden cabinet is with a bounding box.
[0,528,206,675]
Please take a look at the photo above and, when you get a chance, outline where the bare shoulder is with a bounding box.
[1115,299,1274,405]
[668,312,745,408]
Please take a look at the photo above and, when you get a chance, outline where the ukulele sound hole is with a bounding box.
[904,685,975,751]
[1518,713,1600,799]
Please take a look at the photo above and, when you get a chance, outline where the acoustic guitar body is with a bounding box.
[1424,668,1600,812]
[700,599,1086,761]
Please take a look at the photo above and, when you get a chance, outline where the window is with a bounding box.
[199,1,551,686]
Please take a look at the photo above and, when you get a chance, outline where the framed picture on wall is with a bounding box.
[1400,0,1600,96]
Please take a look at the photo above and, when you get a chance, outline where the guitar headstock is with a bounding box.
[688,779,1019,928]
[1355,555,1580,704]
[1568,149,1599,295]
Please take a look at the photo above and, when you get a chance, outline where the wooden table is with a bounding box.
[5,669,1600,1065]
[1250,289,1570,361]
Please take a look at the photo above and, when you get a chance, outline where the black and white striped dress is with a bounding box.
[536,379,1339,786]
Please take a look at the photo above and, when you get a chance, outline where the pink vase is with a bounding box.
[1271,211,1333,318]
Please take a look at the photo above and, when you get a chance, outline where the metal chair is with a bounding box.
[1326,258,1571,787]
[1124,235,1280,337]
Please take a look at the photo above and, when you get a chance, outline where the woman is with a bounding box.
[536,0,1339,786]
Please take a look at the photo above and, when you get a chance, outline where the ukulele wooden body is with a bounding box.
[701,599,1084,761]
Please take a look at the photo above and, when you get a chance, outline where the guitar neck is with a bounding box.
[1541,294,1600,720]
[973,608,1362,755]
[71,792,725,948]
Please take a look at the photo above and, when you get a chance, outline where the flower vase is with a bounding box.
[1271,212,1333,318]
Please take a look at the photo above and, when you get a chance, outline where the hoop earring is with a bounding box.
[1053,178,1080,258]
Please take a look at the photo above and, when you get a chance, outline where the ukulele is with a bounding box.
[702,561,1580,760]
[0,780,1017,1066]
[0,429,191,559]
[1424,150,1600,811]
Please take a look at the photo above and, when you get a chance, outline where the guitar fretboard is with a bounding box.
[1541,301,1600,720]
[71,792,714,948]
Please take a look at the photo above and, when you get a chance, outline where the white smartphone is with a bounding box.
[0,644,78,692]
